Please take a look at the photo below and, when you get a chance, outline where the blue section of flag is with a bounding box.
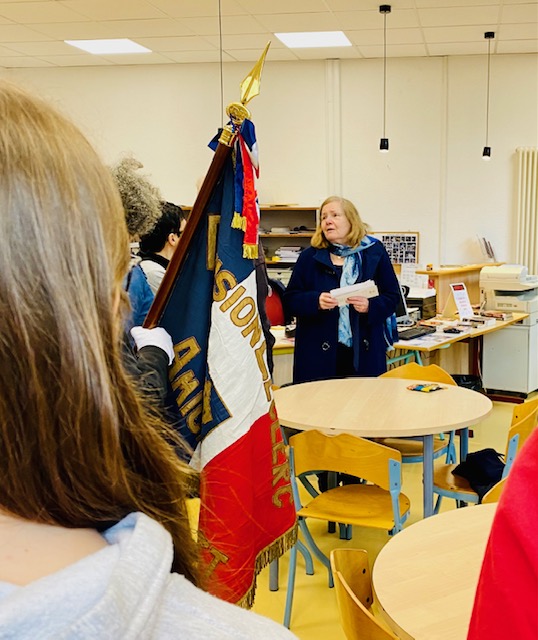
[158,149,252,451]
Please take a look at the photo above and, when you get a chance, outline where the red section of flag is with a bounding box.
[198,404,296,606]
[238,134,260,250]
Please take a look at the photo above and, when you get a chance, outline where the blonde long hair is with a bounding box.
[311,195,369,249]
[0,81,199,585]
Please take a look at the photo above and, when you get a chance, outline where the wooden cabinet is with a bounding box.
[415,263,503,313]
[259,205,318,263]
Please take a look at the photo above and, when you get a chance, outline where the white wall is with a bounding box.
[4,52,537,265]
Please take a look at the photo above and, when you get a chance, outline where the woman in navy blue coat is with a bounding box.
[284,196,400,384]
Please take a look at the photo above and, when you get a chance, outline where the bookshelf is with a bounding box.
[259,206,318,262]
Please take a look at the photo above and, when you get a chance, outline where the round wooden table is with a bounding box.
[372,503,497,640]
[274,377,492,517]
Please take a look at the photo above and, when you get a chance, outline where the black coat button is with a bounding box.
[322,342,330,351]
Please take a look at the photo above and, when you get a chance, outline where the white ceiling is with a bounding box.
[0,0,536,68]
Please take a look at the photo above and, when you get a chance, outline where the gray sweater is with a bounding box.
[0,512,297,639]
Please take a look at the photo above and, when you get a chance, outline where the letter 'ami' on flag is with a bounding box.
[150,118,297,607]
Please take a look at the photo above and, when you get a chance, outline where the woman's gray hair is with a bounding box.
[111,156,162,240]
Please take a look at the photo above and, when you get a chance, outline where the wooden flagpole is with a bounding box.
[143,125,234,328]
[143,43,270,329]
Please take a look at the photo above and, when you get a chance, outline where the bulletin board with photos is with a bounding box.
[372,231,420,264]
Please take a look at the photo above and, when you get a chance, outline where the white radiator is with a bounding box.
[516,147,538,273]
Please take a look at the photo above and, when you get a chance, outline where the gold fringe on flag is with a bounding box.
[242,243,259,259]
[236,521,298,609]
[231,212,246,230]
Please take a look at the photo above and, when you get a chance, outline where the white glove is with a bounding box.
[130,326,174,365]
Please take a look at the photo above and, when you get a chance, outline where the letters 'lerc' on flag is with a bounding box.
[158,118,297,607]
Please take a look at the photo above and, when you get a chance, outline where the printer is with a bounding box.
[480,264,538,317]
[479,265,538,395]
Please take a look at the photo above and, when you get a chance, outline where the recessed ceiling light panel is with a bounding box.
[64,39,151,55]
[275,31,351,49]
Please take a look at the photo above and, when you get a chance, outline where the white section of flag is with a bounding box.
[196,269,271,470]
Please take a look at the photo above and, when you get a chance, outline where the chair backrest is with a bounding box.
[330,549,399,640]
[266,278,290,326]
[265,288,285,326]
[289,430,402,492]
[381,362,456,386]
[511,396,538,424]
[482,476,508,504]
[503,406,538,474]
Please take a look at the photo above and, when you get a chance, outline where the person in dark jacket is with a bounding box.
[284,195,400,385]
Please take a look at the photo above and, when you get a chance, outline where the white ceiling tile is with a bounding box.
[325,0,415,8]
[95,19,195,38]
[497,39,538,53]
[0,1,89,23]
[0,55,53,67]
[180,15,268,36]
[38,53,112,66]
[423,25,497,43]
[136,36,215,52]
[501,4,538,24]
[99,52,174,65]
[334,9,420,30]
[418,6,501,27]
[254,12,340,32]
[0,23,52,41]
[499,22,538,39]
[9,40,80,55]
[163,49,235,63]
[415,0,500,7]
[60,0,165,21]
[293,46,363,60]
[427,41,487,55]
[30,21,123,39]
[204,33,282,50]
[238,0,329,13]
[347,28,424,46]
[358,43,429,57]
[148,0,246,18]
[0,44,24,55]
[227,48,298,62]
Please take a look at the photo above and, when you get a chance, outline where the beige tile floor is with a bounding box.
[251,400,517,639]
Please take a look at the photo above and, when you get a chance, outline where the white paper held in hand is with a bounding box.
[330,280,379,307]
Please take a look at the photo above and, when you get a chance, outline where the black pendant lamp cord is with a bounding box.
[485,37,491,147]
[382,11,387,139]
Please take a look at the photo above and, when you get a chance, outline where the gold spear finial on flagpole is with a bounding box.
[222,42,271,139]
[240,41,270,106]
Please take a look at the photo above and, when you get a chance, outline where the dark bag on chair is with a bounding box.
[452,448,505,502]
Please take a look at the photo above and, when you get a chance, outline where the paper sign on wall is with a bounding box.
[442,282,473,318]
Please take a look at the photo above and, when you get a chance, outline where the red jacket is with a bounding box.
[467,428,538,639]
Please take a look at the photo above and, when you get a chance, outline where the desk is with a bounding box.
[274,378,492,518]
[372,503,497,640]
[392,313,529,373]
[414,263,503,313]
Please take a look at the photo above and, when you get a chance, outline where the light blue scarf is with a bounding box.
[331,236,397,355]
[330,237,375,347]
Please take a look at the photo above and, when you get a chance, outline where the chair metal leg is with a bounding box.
[338,523,353,540]
[299,520,334,587]
[269,558,279,591]
[296,538,314,575]
[423,434,434,517]
[283,545,297,628]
